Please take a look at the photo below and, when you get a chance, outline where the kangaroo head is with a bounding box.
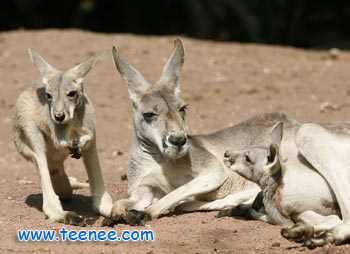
[112,39,188,159]
[28,49,103,124]
[223,122,283,184]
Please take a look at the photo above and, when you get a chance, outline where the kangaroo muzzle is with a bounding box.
[167,134,187,147]
[223,151,239,167]
[162,132,188,159]
[53,111,66,122]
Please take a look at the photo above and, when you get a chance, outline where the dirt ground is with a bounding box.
[1,29,350,254]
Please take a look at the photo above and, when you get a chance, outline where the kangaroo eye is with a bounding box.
[45,93,52,101]
[143,112,157,120]
[67,91,78,98]
[179,105,187,113]
[245,154,252,163]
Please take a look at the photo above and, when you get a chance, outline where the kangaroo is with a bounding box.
[104,38,293,227]
[13,49,113,225]
[223,122,344,248]
[222,122,295,227]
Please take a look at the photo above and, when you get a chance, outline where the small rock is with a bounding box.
[18,179,34,185]
[213,75,226,83]
[272,242,280,247]
[120,174,128,181]
[262,68,270,74]
[7,196,12,200]
[329,48,340,59]
[112,150,123,156]
[2,51,10,58]
[310,94,318,101]
[325,60,333,67]
[207,58,217,67]
[320,101,339,112]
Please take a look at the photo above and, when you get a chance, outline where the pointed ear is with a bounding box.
[67,52,105,83]
[112,46,151,101]
[265,122,283,175]
[28,48,58,76]
[270,122,284,146]
[266,143,281,175]
[156,38,185,95]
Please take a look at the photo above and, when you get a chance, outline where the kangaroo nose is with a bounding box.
[224,151,238,164]
[168,135,187,147]
[224,151,232,158]
[54,111,66,122]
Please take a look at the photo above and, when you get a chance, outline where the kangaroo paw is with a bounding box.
[63,211,87,226]
[69,140,82,159]
[281,223,314,242]
[124,209,151,226]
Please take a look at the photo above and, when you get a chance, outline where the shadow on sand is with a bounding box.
[25,193,101,225]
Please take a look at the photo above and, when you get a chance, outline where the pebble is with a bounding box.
[18,179,34,185]
[112,150,123,156]
[325,60,333,67]
[329,48,340,59]
[310,94,318,101]
[262,68,270,74]
[320,101,339,112]
[272,242,280,247]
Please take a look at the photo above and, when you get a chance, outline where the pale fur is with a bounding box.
[13,49,112,225]
[291,123,350,247]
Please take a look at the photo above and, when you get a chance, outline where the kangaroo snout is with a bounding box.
[54,111,66,122]
[168,134,187,147]
[224,151,238,166]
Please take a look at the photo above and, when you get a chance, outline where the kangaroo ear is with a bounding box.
[28,48,58,76]
[112,46,151,102]
[266,122,283,175]
[67,52,105,84]
[266,143,281,175]
[270,122,284,146]
[156,38,185,95]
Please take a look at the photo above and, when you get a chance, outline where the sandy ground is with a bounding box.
[1,29,350,253]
